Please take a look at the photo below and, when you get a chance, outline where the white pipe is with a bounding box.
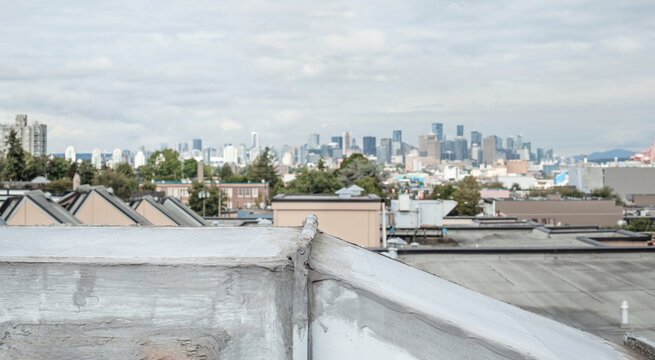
[382,202,387,248]
[620,299,629,328]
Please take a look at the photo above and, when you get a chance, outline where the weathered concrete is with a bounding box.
[0,223,636,359]
[0,226,302,359]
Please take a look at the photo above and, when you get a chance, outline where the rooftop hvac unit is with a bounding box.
[398,194,410,211]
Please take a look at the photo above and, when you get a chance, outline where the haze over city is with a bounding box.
[1,1,653,155]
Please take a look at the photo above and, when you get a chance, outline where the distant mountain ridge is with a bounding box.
[572,149,636,162]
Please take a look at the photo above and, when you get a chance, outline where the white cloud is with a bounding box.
[220,118,243,131]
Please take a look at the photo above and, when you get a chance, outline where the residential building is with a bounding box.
[130,195,208,226]
[58,185,152,226]
[91,149,103,169]
[0,190,81,226]
[272,187,382,247]
[65,146,76,163]
[0,114,47,156]
[153,181,269,210]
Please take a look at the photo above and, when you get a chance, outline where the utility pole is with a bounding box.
[199,190,209,217]
[217,180,222,218]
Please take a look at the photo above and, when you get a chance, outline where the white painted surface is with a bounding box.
[310,234,628,359]
[0,226,300,264]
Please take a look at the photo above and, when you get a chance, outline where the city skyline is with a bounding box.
[1,1,654,155]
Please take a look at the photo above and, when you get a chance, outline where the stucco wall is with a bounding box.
[75,192,135,225]
[0,263,294,359]
[273,201,380,247]
[135,201,177,226]
[6,200,55,226]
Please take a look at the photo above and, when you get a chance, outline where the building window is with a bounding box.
[252,188,258,197]
[245,188,251,197]
[238,188,243,197]
[227,188,232,198]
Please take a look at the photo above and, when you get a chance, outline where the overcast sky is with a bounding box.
[1,0,654,156]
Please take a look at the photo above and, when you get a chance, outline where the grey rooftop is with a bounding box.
[0,219,635,359]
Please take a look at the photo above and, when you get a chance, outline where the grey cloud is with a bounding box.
[0,0,653,155]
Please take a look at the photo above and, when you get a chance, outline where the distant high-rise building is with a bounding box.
[418,134,436,156]
[342,132,351,156]
[380,138,392,163]
[482,137,497,165]
[493,135,503,151]
[392,130,402,156]
[470,131,482,147]
[65,146,76,163]
[160,143,168,151]
[363,136,376,156]
[223,145,238,164]
[457,125,464,137]
[392,130,402,143]
[112,148,122,169]
[308,133,320,148]
[454,138,468,160]
[91,149,103,169]
[0,114,47,156]
[426,138,440,159]
[331,136,343,150]
[506,137,515,151]
[431,123,443,141]
[134,151,146,168]
[536,148,545,163]
[192,139,202,151]
[251,132,260,149]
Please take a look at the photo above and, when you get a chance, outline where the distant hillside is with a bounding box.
[573,149,636,162]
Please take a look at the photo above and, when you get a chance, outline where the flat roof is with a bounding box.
[272,193,382,202]
[0,226,300,266]
[398,251,655,345]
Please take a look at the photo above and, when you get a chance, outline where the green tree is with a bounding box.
[47,178,73,194]
[247,147,281,196]
[47,156,70,179]
[529,186,586,198]
[183,158,198,179]
[141,149,182,181]
[188,181,227,217]
[1,129,25,181]
[450,176,482,216]
[624,218,655,232]
[590,186,623,205]
[93,168,138,201]
[141,181,157,191]
[354,176,385,197]
[283,169,344,194]
[482,181,507,189]
[66,161,78,179]
[430,183,457,200]
[25,154,48,180]
[115,162,135,178]
[218,163,233,180]
[337,154,386,186]
[77,160,97,185]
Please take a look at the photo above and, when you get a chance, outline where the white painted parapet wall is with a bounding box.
[0,220,630,359]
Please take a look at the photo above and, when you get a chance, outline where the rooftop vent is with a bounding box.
[336,185,364,199]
